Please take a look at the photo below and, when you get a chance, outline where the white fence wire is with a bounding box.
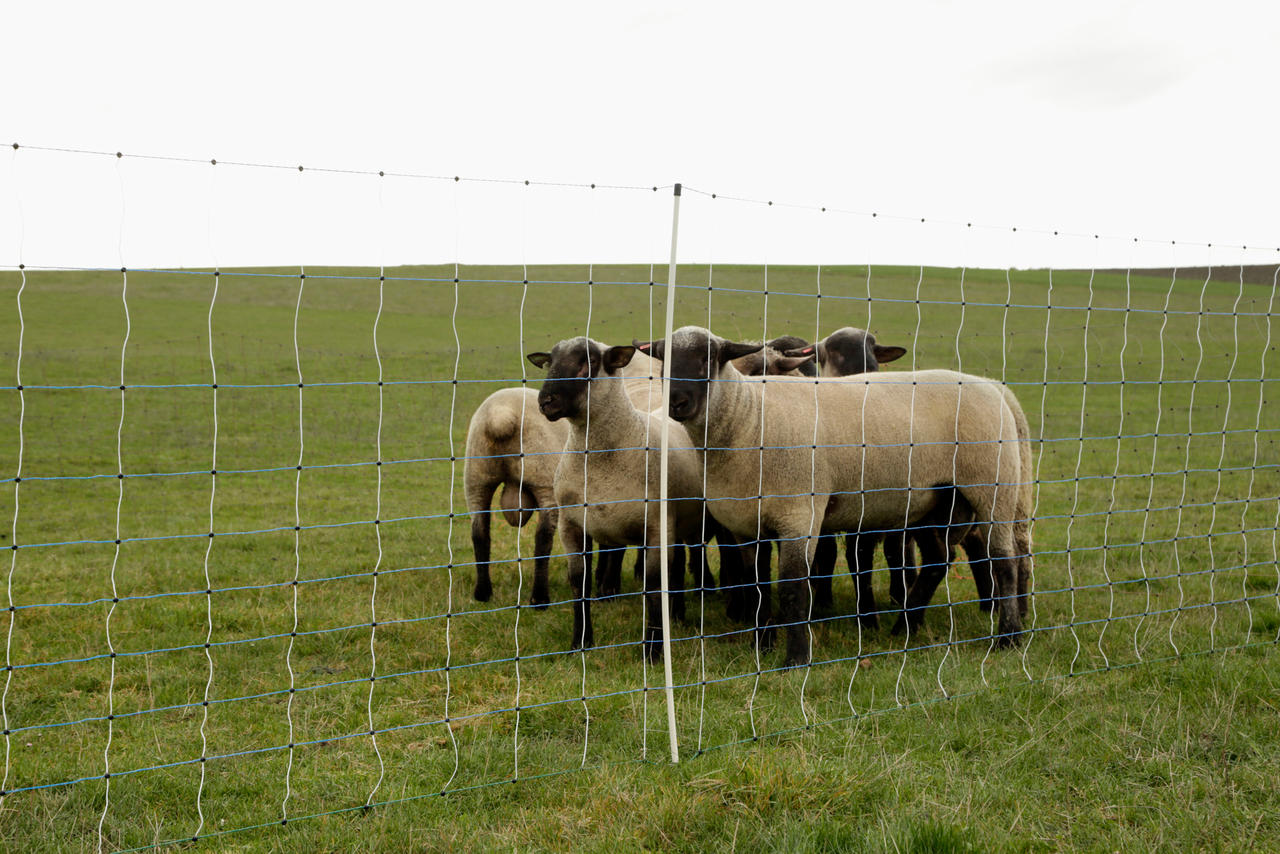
[0,144,1277,851]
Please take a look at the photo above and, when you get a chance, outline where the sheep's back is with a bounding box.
[704,370,1021,535]
[465,387,568,488]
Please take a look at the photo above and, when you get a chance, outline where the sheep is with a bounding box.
[630,336,818,625]
[787,327,1033,621]
[636,325,1030,667]
[729,335,820,379]
[598,347,725,597]
[801,326,907,378]
[785,327,933,610]
[464,350,677,608]
[463,387,566,607]
[901,381,1034,624]
[703,330,909,625]
[527,336,709,661]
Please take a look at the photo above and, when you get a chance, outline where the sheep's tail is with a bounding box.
[483,400,523,443]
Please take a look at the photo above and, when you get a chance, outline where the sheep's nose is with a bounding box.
[539,393,564,420]
[669,390,694,420]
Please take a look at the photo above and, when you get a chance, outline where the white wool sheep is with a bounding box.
[786,327,1032,622]
[635,336,818,625]
[462,350,682,606]
[463,387,567,607]
[638,325,1031,666]
[527,336,708,660]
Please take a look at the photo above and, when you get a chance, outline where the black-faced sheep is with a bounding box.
[464,350,675,607]
[527,337,708,661]
[637,325,1030,667]
[636,336,818,626]
[788,327,1033,623]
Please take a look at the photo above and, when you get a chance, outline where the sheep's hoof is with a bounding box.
[978,599,995,614]
[644,628,663,663]
[596,583,621,600]
[857,612,880,631]
[570,629,594,651]
[529,587,550,610]
[993,629,1025,649]
[889,616,911,637]
[781,651,811,670]
[754,624,776,653]
[473,581,492,602]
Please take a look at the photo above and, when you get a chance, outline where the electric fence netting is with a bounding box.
[0,144,1276,851]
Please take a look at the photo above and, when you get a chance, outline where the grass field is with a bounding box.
[0,262,1276,852]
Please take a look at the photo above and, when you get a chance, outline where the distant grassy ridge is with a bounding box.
[0,263,1275,852]
[1093,264,1280,286]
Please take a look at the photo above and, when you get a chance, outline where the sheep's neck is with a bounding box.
[691,364,760,450]
[567,374,645,450]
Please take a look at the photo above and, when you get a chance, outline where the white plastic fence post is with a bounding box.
[658,183,682,764]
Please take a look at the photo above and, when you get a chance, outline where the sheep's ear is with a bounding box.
[781,345,815,358]
[770,352,816,374]
[632,338,664,361]
[526,352,552,369]
[730,351,765,376]
[602,345,636,372]
[718,340,763,364]
[873,344,907,364]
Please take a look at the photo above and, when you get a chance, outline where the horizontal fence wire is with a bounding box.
[0,143,1277,851]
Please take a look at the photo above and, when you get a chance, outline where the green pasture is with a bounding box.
[0,263,1276,851]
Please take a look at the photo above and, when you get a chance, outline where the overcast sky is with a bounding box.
[4,0,1280,270]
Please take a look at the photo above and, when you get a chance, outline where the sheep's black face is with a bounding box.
[666,340,713,422]
[526,337,635,422]
[636,328,761,423]
[805,327,907,378]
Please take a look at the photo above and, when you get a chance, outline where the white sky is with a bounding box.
[4,0,1280,270]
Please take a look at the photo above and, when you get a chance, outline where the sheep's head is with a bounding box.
[732,335,818,377]
[634,326,761,423]
[784,327,906,377]
[526,336,636,422]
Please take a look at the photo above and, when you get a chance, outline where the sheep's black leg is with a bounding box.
[776,538,813,668]
[631,546,644,582]
[963,530,995,613]
[596,545,622,598]
[1017,553,1031,619]
[719,537,750,623]
[753,541,776,653]
[694,538,715,593]
[844,533,881,630]
[671,544,688,623]
[714,531,739,598]
[884,530,916,608]
[989,544,1025,647]
[641,540,676,663]
[471,509,493,603]
[562,521,593,650]
[890,529,950,640]
[810,534,835,619]
[1012,524,1032,619]
[530,507,556,608]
